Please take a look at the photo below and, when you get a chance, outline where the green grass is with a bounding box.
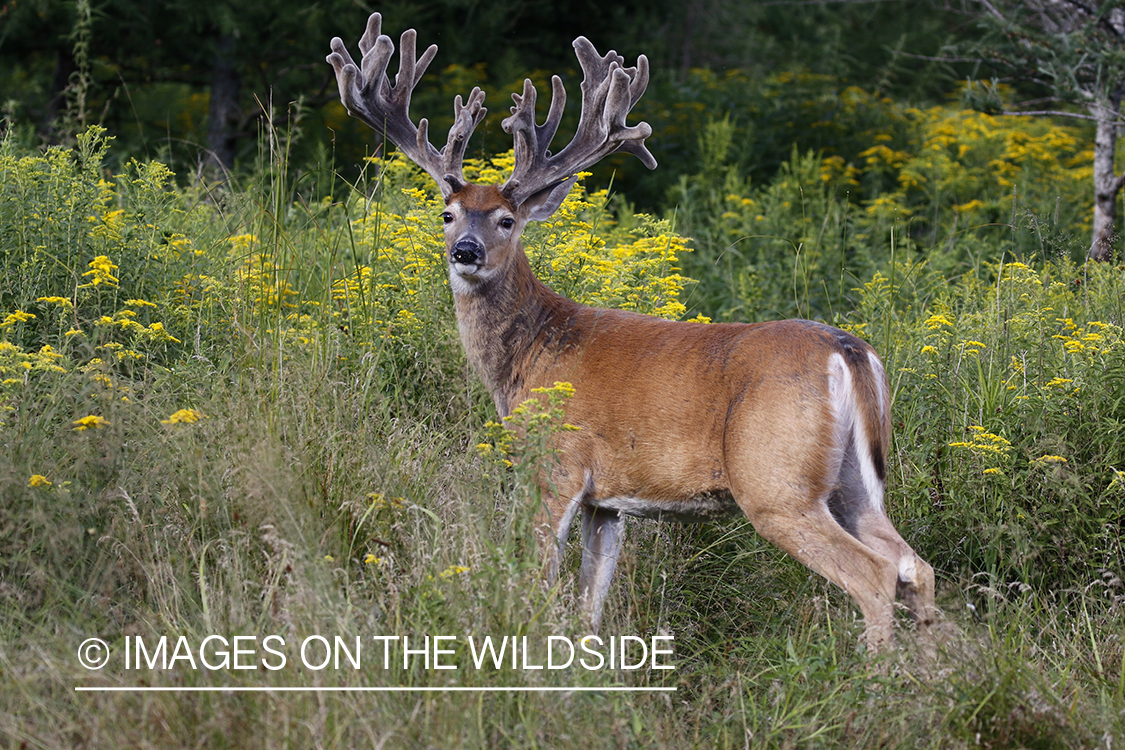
[2,128,1123,748]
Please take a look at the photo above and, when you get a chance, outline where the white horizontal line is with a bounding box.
[75,686,676,693]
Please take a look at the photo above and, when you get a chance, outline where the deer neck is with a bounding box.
[451,244,580,416]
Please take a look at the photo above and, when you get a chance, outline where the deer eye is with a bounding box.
[499,217,515,230]
[441,212,454,224]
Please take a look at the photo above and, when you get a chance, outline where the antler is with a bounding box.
[326,13,487,199]
[500,37,657,206]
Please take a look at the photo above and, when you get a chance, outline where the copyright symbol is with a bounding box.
[78,638,110,670]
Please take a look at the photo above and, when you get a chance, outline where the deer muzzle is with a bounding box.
[451,239,483,266]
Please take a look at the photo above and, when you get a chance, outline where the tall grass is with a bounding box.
[1,128,1122,748]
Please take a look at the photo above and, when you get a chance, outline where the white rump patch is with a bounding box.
[867,350,888,423]
[827,353,885,513]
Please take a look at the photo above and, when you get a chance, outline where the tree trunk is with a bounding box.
[206,33,241,175]
[41,47,77,144]
[1089,93,1124,261]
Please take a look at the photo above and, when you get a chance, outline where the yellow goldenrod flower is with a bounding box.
[1,310,36,328]
[950,427,1011,457]
[1063,340,1086,353]
[28,474,52,487]
[73,415,110,430]
[161,408,204,425]
[531,381,575,398]
[79,255,120,288]
[36,296,73,307]
[924,313,953,330]
[146,322,182,344]
[439,565,470,580]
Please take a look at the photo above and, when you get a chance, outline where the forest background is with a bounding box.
[3,1,1125,748]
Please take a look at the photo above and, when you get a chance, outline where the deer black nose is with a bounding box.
[452,239,482,265]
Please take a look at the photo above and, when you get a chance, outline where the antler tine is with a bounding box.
[436,87,488,193]
[500,37,656,206]
[500,77,568,200]
[327,13,484,200]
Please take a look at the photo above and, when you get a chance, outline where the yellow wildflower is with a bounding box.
[79,255,120,288]
[28,474,52,488]
[1,310,36,328]
[439,565,470,580]
[532,381,576,398]
[924,313,953,330]
[1044,377,1074,388]
[73,415,110,430]
[161,408,204,425]
[953,199,986,213]
[145,322,182,344]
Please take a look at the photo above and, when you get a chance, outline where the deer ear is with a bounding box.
[522,176,579,222]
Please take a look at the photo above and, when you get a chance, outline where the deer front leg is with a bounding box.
[543,496,582,586]
[578,506,624,632]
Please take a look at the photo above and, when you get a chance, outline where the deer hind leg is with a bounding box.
[741,494,902,650]
[726,404,905,648]
[830,435,937,630]
[577,506,624,633]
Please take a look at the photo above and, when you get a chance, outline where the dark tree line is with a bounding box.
[1,0,966,173]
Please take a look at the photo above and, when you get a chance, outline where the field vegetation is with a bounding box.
[2,109,1123,748]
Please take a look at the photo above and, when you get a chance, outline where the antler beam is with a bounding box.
[327,13,486,199]
[500,37,657,206]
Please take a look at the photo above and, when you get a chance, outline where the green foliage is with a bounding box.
[858,259,1125,597]
[2,130,1123,748]
[672,96,1098,323]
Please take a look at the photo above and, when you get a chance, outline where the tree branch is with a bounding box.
[1001,108,1097,119]
[975,0,1007,22]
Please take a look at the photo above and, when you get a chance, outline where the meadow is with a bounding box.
[2,124,1124,748]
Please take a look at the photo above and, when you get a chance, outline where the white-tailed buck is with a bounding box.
[328,14,936,649]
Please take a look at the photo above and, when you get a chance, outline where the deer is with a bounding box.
[327,13,937,650]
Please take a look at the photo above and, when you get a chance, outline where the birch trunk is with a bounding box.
[1089,93,1124,261]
